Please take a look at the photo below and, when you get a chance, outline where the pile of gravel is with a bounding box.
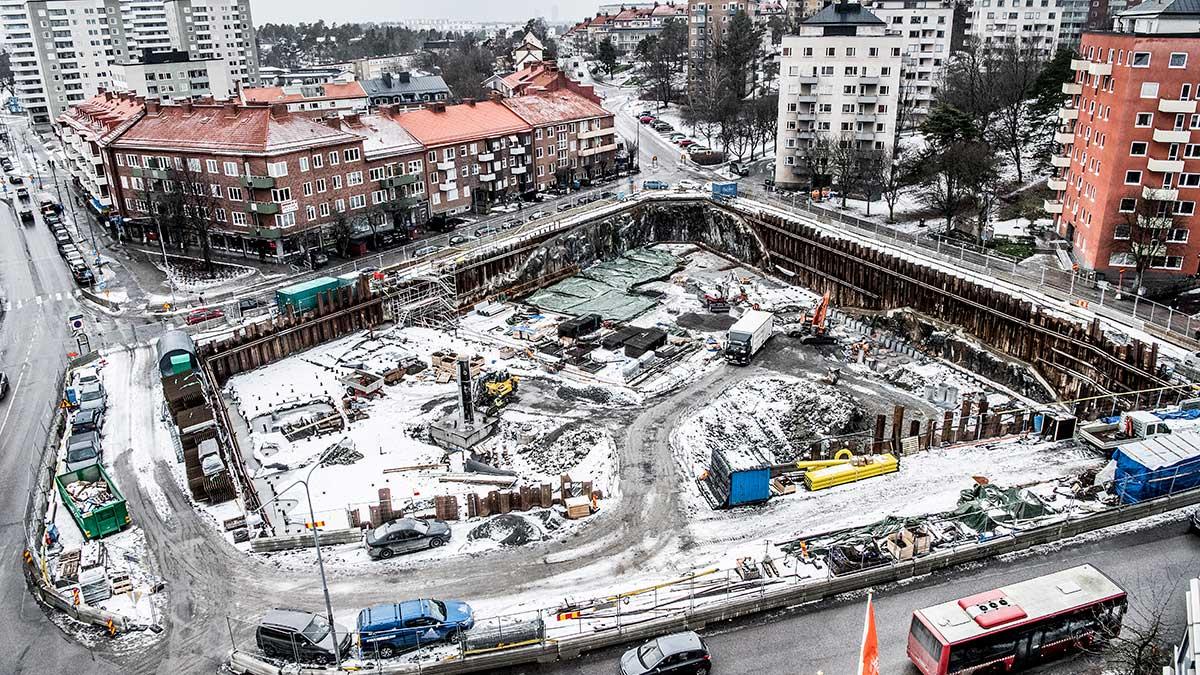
[467,514,547,546]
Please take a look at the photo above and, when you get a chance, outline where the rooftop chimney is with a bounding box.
[397,71,411,84]
[382,71,393,88]
[430,102,447,113]
[180,100,194,114]
[223,101,239,117]
[145,99,161,115]
[270,102,290,118]
[463,98,476,107]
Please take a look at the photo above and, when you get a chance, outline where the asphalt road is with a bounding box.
[530,515,1200,675]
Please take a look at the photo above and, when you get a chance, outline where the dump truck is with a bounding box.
[55,463,130,540]
[724,309,773,365]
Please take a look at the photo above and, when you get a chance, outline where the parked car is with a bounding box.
[676,180,701,191]
[412,245,442,257]
[728,161,751,177]
[473,225,498,238]
[185,307,225,325]
[8,173,23,185]
[642,180,670,190]
[44,212,61,226]
[638,115,656,124]
[0,371,8,400]
[237,298,261,315]
[64,431,102,472]
[687,144,710,155]
[652,122,673,132]
[1191,507,1200,533]
[76,382,106,416]
[668,133,687,142]
[677,139,696,147]
[448,235,469,245]
[636,109,652,118]
[0,158,12,171]
[255,608,352,666]
[357,599,475,658]
[365,517,451,559]
[71,408,103,435]
[556,202,573,212]
[501,219,520,230]
[620,632,711,675]
[72,365,101,389]
[309,250,330,269]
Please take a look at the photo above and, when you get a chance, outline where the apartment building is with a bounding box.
[500,90,619,193]
[687,0,758,63]
[0,0,51,125]
[961,0,1062,55]
[608,4,686,56]
[362,72,451,109]
[52,90,143,215]
[121,0,171,56]
[163,0,258,87]
[864,0,963,124]
[241,82,368,117]
[1045,0,1200,278]
[110,50,232,102]
[774,2,904,190]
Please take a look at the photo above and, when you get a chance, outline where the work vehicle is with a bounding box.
[620,631,711,675]
[71,408,103,434]
[276,277,340,315]
[357,599,475,658]
[365,518,451,559]
[476,370,518,411]
[0,371,8,399]
[412,245,442,257]
[788,292,834,345]
[724,309,774,365]
[76,382,107,416]
[64,431,102,472]
[185,307,225,325]
[255,608,352,666]
[1078,410,1170,452]
[55,462,129,539]
[907,564,1126,675]
[642,180,669,190]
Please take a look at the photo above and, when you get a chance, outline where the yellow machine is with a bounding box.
[476,370,519,410]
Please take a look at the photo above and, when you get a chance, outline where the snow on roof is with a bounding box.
[112,103,362,155]
[392,100,529,147]
[501,89,609,126]
[56,92,145,146]
[241,81,366,104]
[1115,428,1200,471]
[339,113,423,160]
[362,73,450,97]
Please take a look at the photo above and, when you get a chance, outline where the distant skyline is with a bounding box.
[250,0,602,24]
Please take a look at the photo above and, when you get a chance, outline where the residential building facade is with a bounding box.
[774,3,905,190]
[864,0,963,124]
[500,90,619,193]
[109,50,233,102]
[52,90,144,215]
[1045,0,1200,278]
[362,72,451,109]
[961,0,1062,55]
[241,82,368,117]
[162,0,258,87]
[687,0,759,63]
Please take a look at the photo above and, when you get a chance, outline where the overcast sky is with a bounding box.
[250,0,600,24]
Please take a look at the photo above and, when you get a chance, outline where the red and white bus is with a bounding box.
[907,564,1127,674]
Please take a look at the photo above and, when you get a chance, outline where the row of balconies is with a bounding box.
[1070,58,1112,76]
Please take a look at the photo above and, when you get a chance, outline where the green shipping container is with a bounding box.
[275,277,340,314]
[170,354,192,374]
[55,463,130,540]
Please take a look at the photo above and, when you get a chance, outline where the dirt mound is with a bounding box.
[881,364,928,393]
[467,514,548,546]
[676,312,738,332]
[520,425,610,476]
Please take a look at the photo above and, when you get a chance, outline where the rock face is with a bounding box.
[510,201,769,290]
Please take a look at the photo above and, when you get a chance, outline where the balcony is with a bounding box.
[1061,82,1082,95]
[1047,178,1068,191]
[1143,185,1179,201]
[244,174,274,189]
[478,152,496,162]
[1153,128,1191,143]
[394,196,420,210]
[1138,214,1174,229]
[436,160,456,171]
[797,112,817,121]
[479,172,497,182]
[797,94,817,103]
[381,174,418,189]
[1147,157,1185,173]
[856,95,879,104]
[248,201,279,215]
[1070,58,1088,70]
[855,113,876,123]
[510,165,528,175]
[856,131,878,142]
[579,126,616,140]
[580,143,619,157]
[1050,154,1072,168]
[857,75,880,85]
[510,146,526,156]
[439,181,457,192]
[1054,131,1075,145]
[1058,107,1079,122]
[1043,199,1064,214]
[1087,61,1112,76]
[1159,99,1197,114]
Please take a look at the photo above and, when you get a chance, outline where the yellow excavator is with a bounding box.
[476,370,519,412]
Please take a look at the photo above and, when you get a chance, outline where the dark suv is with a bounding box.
[255,608,351,665]
[620,631,711,675]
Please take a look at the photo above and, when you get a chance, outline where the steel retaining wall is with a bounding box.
[228,485,1200,674]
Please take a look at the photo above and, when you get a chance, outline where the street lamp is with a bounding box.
[253,446,344,668]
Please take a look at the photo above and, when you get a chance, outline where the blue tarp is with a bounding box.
[1113,431,1200,504]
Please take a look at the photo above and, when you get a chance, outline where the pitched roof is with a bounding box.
[501,89,610,126]
[362,73,450,97]
[241,81,366,104]
[111,104,362,155]
[803,2,886,25]
[336,113,423,160]
[392,100,529,147]
[1118,0,1200,16]
[56,92,145,146]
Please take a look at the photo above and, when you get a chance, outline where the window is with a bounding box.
[215,208,227,223]
[231,211,248,226]
[1131,52,1151,67]
[1140,82,1159,99]
[347,171,363,186]
[1186,144,1200,159]
[1170,52,1188,69]
[372,189,387,204]
[1135,112,1153,127]
[316,178,327,193]
[205,159,218,173]
[267,161,288,177]
[302,181,313,197]
[349,194,367,209]
[1180,173,1200,187]
[328,151,339,166]
[319,202,330,217]
[270,187,292,202]
[187,157,201,172]
[1119,197,1137,212]
[1176,201,1196,215]
[335,198,346,212]
[1125,170,1142,184]
[1130,141,1148,156]
[369,166,386,181]
[313,153,324,168]
[299,156,309,172]
[227,186,243,201]
[825,46,835,57]
[275,212,295,228]
[332,175,342,189]
[306,205,316,222]
[343,148,360,162]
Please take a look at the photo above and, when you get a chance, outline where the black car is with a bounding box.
[8,174,22,185]
[365,517,451,560]
[238,298,261,315]
[620,632,711,675]
[0,372,8,400]
[256,608,351,666]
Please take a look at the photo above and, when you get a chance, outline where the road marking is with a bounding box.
[54,292,61,301]
[0,363,27,441]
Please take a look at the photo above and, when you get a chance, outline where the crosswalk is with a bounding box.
[1,288,82,312]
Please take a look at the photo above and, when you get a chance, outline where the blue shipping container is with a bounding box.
[712,181,738,199]
[728,467,771,506]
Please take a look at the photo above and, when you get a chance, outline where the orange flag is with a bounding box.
[859,593,880,675]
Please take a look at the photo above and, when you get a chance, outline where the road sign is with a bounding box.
[68,313,84,332]
[280,199,299,214]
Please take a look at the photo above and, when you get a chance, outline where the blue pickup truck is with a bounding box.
[357,599,474,659]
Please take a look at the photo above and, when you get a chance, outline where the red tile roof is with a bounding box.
[111,103,361,155]
[392,100,529,147]
[57,92,145,146]
[501,89,610,127]
[241,81,367,104]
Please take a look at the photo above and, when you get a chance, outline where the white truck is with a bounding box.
[1078,410,1171,452]
[724,310,774,365]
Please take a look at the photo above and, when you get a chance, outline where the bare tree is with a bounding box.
[991,39,1046,184]
[857,148,888,217]
[1115,194,1181,290]
[751,95,779,158]
[797,134,837,195]
[881,145,918,223]
[1093,582,1178,675]
[919,142,973,229]
[831,132,863,208]
[683,55,728,147]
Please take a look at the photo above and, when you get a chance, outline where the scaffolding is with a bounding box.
[378,263,460,333]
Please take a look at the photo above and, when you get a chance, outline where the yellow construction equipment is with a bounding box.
[476,370,519,410]
[803,453,899,491]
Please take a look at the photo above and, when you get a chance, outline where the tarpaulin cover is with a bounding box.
[951,484,1054,533]
[1113,430,1200,504]
[526,248,680,322]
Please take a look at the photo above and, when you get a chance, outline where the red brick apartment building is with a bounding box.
[1047,0,1200,280]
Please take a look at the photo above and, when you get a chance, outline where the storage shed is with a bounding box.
[1113,429,1200,504]
[156,330,197,377]
[707,444,772,508]
[558,313,602,339]
[623,328,667,358]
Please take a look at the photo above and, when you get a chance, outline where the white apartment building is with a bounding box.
[864,0,961,124]
[774,2,904,189]
[163,0,258,88]
[110,50,232,102]
[962,0,1062,55]
[121,0,171,56]
[0,0,51,125]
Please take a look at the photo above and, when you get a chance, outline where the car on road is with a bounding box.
[639,115,656,124]
[529,210,548,220]
[185,307,225,325]
[676,180,701,191]
[365,517,451,559]
[16,186,29,200]
[0,371,8,400]
[357,599,475,658]
[76,382,106,416]
[501,219,521,230]
[728,161,751,177]
[620,631,711,675]
[64,430,102,472]
[448,235,469,245]
[642,180,670,190]
[255,608,352,666]
[17,203,34,224]
[413,245,442,257]
[490,202,520,214]
[677,138,696,147]
[473,225,498,238]
[0,158,12,171]
[556,202,573,212]
[8,173,23,185]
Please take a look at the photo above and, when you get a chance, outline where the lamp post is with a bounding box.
[253,447,343,668]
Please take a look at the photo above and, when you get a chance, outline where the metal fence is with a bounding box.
[745,190,1200,344]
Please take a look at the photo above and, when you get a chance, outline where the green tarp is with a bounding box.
[526,247,680,322]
